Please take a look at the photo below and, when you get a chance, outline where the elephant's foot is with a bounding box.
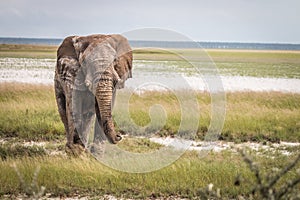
[65,143,84,157]
[89,141,106,158]
[73,133,85,147]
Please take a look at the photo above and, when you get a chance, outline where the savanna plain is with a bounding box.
[0,44,300,199]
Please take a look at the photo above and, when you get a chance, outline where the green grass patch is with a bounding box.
[1,45,300,198]
[0,83,299,143]
[114,90,300,142]
[0,143,46,160]
[1,44,300,78]
[117,137,163,153]
[0,83,64,141]
[0,44,57,59]
[222,92,300,142]
[0,150,299,199]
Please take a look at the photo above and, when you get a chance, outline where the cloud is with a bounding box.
[0,0,299,43]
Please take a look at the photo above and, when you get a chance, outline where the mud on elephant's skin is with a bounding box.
[54,34,133,154]
[54,36,83,154]
[72,34,132,89]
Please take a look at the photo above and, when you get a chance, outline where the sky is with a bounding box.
[0,0,299,43]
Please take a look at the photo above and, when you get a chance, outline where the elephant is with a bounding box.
[54,34,133,154]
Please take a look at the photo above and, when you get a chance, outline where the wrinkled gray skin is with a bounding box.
[54,34,132,155]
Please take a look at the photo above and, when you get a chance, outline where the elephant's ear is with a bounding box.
[110,35,133,89]
[114,51,132,79]
[57,57,80,79]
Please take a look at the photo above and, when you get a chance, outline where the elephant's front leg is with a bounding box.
[89,102,106,157]
[65,86,84,155]
[54,79,68,135]
[65,90,75,147]
[72,90,85,145]
[76,89,96,146]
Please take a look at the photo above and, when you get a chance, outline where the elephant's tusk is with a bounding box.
[85,80,92,91]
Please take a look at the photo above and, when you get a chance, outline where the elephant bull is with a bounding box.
[54,34,132,154]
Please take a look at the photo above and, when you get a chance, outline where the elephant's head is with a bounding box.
[72,35,132,144]
[72,34,133,88]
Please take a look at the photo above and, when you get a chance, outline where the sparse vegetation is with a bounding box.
[0,44,57,59]
[0,148,299,199]
[1,83,299,143]
[0,83,299,198]
[239,150,300,199]
[0,45,299,199]
[1,44,300,78]
[0,83,64,141]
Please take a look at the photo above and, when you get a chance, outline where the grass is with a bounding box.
[0,44,57,59]
[222,92,300,142]
[133,51,300,78]
[0,83,299,143]
[133,48,300,63]
[114,89,300,142]
[0,83,64,141]
[0,152,247,198]
[0,44,300,198]
[0,143,46,160]
[134,48,300,78]
[1,44,300,78]
[117,137,163,153]
[0,149,299,199]
[2,44,300,63]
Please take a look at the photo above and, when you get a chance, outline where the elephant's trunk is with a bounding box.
[95,70,121,144]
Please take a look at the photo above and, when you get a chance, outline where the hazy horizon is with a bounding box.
[1,36,300,45]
